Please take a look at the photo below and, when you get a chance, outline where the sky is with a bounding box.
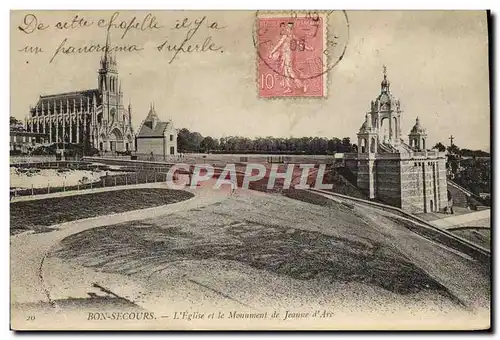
[10,10,490,151]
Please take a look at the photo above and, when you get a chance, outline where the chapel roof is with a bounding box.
[31,89,102,114]
[136,105,172,138]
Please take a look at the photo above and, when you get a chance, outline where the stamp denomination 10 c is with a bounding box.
[255,11,349,99]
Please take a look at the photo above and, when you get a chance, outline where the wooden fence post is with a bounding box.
[125,175,128,186]
[31,184,34,196]
[47,183,50,194]
[63,181,65,192]
[154,172,157,182]
[114,176,117,186]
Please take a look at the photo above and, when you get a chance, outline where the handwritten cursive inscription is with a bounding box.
[15,12,226,64]
[49,38,144,63]
[157,16,224,63]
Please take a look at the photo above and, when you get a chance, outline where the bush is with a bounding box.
[10,150,22,156]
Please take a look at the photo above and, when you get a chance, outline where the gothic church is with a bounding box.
[26,32,135,154]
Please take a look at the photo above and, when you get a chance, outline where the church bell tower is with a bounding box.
[98,29,122,125]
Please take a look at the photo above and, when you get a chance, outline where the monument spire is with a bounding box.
[381,64,390,93]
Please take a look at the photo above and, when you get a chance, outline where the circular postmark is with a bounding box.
[253,10,350,82]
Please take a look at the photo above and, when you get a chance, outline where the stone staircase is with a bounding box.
[447,180,484,209]
[327,167,368,199]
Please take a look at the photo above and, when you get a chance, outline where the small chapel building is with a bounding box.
[135,104,178,159]
[344,67,449,213]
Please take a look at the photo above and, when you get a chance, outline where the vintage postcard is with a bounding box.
[10,10,491,331]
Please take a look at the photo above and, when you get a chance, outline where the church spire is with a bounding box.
[98,28,118,91]
[101,28,111,70]
[99,28,118,73]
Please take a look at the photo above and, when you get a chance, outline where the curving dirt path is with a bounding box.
[10,180,233,324]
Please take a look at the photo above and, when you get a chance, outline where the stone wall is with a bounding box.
[344,156,358,176]
[356,159,373,198]
[164,124,178,155]
[400,158,448,213]
[375,159,402,208]
[349,152,448,213]
[136,137,165,156]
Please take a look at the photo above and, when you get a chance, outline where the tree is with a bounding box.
[340,137,354,152]
[447,144,461,156]
[10,116,24,131]
[190,132,204,152]
[177,127,365,155]
[433,142,446,152]
[177,128,205,153]
[200,136,217,153]
[177,128,192,152]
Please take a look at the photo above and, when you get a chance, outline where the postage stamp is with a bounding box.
[256,13,327,98]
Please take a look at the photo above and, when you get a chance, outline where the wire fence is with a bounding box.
[10,170,183,199]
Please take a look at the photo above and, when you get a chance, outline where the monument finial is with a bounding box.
[381,65,390,92]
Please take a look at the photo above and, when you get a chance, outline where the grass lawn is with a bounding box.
[54,193,458,299]
[10,189,194,235]
[450,228,491,250]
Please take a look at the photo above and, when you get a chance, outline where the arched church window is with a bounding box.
[422,138,426,150]
[370,137,376,153]
[110,108,116,122]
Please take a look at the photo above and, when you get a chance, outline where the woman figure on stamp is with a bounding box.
[269,22,311,94]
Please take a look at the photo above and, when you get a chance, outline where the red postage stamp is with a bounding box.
[256,13,327,98]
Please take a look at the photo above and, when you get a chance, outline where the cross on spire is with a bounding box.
[449,135,454,146]
[382,65,387,78]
